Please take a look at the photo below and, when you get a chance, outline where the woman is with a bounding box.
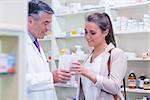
[70,12,127,100]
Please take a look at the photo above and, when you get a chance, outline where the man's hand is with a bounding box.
[52,69,71,83]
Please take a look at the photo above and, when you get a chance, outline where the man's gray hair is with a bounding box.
[28,0,54,20]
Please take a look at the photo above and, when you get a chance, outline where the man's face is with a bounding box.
[28,12,52,39]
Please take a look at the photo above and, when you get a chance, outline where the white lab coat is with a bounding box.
[26,34,57,100]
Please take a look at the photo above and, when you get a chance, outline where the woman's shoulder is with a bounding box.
[111,48,126,58]
[107,43,126,57]
[112,48,124,53]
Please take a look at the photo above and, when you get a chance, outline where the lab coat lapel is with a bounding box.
[39,44,47,62]
[26,34,44,59]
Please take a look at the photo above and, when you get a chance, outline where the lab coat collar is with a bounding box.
[26,33,43,57]
[28,32,36,43]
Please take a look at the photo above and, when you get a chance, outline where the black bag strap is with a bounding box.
[79,78,85,100]
[123,78,126,100]
[108,49,126,100]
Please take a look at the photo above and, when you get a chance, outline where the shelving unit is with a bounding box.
[0,30,26,100]
[0,32,19,100]
[51,0,106,69]
[109,1,150,99]
[0,0,27,100]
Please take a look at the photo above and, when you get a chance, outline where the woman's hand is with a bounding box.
[70,61,87,76]
[70,61,97,84]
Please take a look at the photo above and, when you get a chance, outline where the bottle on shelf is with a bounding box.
[128,70,137,88]
[137,73,146,89]
[73,96,76,100]
[143,78,150,90]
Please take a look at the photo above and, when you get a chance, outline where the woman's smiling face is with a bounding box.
[84,22,106,47]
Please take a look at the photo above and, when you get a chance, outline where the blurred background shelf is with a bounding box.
[0,0,27,100]
[121,88,150,94]
[115,30,150,35]
[55,6,105,17]
[110,1,150,9]
[55,83,77,88]
[127,58,150,61]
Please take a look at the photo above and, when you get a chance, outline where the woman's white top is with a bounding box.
[81,52,104,100]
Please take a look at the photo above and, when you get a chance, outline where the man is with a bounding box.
[26,0,71,100]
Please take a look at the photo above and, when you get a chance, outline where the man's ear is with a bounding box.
[28,16,33,25]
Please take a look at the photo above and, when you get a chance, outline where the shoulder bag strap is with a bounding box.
[79,78,85,100]
[123,78,127,100]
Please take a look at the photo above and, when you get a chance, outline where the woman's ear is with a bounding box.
[104,29,109,37]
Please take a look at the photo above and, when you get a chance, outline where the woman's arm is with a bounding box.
[94,48,127,94]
